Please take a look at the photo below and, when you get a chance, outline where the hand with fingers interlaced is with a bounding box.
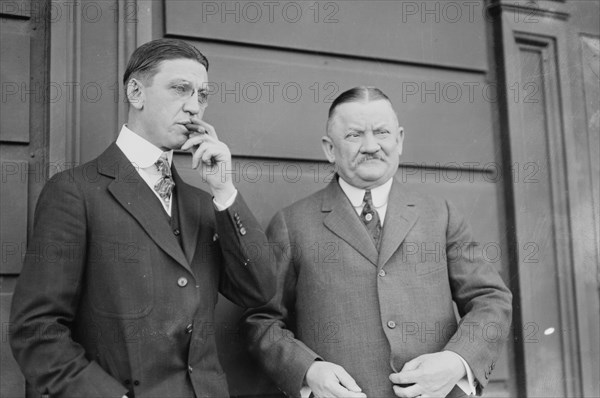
[180,117,236,204]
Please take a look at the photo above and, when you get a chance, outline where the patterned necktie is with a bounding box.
[154,153,175,206]
[360,189,382,249]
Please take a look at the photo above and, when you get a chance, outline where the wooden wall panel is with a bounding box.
[0,160,28,274]
[515,43,565,397]
[191,41,496,166]
[166,0,488,71]
[497,3,584,394]
[1,286,25,397]
[78,1,121,161]
[564,2,600,396]
[0,32,30,143]
[580,35,599,280]
[0,0,49,396]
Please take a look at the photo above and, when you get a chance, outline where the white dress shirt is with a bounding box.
[116,125,175,215]
[337,176,477,396]
[116,125,237,216]
[338,177,393,226]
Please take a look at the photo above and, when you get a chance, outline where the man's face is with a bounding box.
[133,58,209,150]
[322,100,404,189]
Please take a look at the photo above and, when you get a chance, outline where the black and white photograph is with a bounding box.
[1,1,598,397]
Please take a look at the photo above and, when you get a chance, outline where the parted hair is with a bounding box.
[123,38,209,87]
[326,86,394,132]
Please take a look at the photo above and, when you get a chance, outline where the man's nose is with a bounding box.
[183,92,201,115]
[360,132,380,153]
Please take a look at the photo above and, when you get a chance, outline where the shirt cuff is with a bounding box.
[456,354,477,395]
[213,189,238,210]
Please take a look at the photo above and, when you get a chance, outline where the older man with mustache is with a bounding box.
[244,87,512,398]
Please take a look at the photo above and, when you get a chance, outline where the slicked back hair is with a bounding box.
[326,86,395,133]
[123,38,209,92]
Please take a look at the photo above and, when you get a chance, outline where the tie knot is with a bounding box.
[155,153,171,177]
[363,189,374,207]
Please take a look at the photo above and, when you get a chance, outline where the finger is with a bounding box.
[327,383,367,398]
[392,383,423,398]
[390,370,419,385]
[191,118,218,139]
[184,122,208,135]
[192,145,209,169]
[201,146,217,166]
[181,135,204,151]
[181,134,216,151]
[334,367,363,393]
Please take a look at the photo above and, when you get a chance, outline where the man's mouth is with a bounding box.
[177,122,192,134]
[358,156,383,164]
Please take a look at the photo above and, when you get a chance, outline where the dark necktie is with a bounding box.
[360,189,382,249]
[154,154,175,206]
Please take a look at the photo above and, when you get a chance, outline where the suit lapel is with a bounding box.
[322,179,379,266]
[172,164,201,265]
[98,144,191,271]
[377,176,419,268]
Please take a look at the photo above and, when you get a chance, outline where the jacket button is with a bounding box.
[387,320,396,329]
[133,380,140,386]
[378,270,386,277]
[213,233,219,241]
[124,379,131,385]
[173,228,180,236]
[177,277,188,287]
[365,213,373,222]
[186,323,193,334]
[188,365,193,373]
[239,227,247,236]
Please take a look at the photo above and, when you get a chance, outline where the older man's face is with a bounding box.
[322,100,404,189]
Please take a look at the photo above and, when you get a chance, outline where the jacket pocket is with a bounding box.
[87,238,154,319]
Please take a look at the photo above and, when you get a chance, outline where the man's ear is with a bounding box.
[396,127,404,156]
[321,136,336,163]
[126,79,144,109]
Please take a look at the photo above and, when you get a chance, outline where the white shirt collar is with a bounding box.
[338,176,394,208]
[116,125,173,169]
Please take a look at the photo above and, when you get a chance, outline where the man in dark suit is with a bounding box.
[10,38,275,397]
[244,87,512,398]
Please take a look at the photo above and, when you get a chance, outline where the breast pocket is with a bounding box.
[414,263,448,286]
[87,238,154,319]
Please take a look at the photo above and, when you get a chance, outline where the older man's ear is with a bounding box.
[321,135,336,164]
[397,127,404,156]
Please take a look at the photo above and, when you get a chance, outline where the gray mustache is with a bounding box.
[357,155,383,164]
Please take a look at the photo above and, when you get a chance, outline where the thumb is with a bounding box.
[401,357,423,372]
[334,366,362,393]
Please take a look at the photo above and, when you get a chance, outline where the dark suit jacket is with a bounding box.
[10,143,275,397]
[244,174,512,398]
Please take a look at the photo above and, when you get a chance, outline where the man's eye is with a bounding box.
[375,130,390,135]
[346,132,360,138]
[198,91,208,104]
[173,85,187,95]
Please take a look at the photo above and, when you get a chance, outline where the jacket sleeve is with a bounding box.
[9,173,127,397]
[442,200,513,394]
[242,210,321,398]
[214,193,276,308]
